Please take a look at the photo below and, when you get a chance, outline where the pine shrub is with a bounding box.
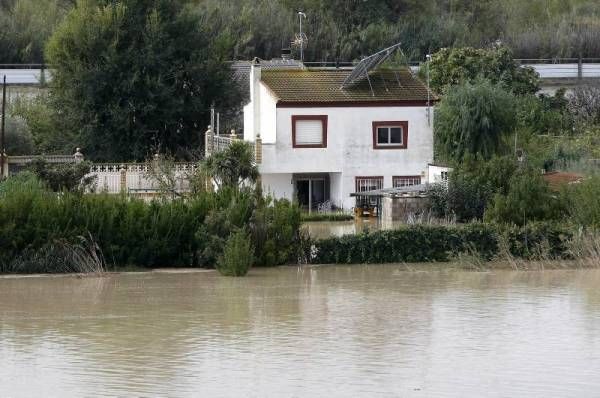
[216,229,254,277]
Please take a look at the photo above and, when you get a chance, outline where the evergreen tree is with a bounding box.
[46,0,237,161]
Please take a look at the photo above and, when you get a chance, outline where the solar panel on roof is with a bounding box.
[341,43,403,89]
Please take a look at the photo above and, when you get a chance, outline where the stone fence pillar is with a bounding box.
[120,165,127,194]
[204,125,213,158]
[73,148,84,163]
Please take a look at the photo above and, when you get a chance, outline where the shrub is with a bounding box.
[251,198,302,266]
[423,46,540,95]
[216,229,254,276]
[27,158,96,192]
[428,156,519,221]
[564,176,600,227]
[311,223,572,265]
[485,169,565,226]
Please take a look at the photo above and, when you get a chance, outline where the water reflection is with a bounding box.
[1,267,600,397]
[302,218,410,239]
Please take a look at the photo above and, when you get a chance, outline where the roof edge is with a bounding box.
[277,99,438,108]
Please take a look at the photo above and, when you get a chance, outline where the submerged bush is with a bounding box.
[216,229,254,277]
[311,223,572,265]
[0,174,303,272]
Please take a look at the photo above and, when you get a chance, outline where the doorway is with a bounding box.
[295,176,328,212]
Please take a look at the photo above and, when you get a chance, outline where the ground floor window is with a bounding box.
[355,176,383,208]
[392,176,421,187]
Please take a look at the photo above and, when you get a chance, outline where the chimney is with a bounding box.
[281,48,292,60]
[251,57,261,140]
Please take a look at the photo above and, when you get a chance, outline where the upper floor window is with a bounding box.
[292,115,328,148]
[372,121,408,149]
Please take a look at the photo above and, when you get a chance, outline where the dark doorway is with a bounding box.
[296,180,310,210]
[295,177,327,212]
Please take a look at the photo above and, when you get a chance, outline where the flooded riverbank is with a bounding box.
[2,265,600,397]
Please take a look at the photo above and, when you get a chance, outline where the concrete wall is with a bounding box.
[381,196,430,222]
[243,82,278,144]
[261,173,294,201]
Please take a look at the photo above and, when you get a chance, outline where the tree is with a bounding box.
[484,168,564,225]
[428,156,519,221]
[435,79,517,162]
[27,158,96,192]
[46,0,237,161]
[202,141,258,189]
[423,46,540,95]
[4,116,34,155]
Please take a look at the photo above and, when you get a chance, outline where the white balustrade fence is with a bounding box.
[87,162,199,195]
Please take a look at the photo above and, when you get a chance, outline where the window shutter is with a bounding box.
[295,120,323,145]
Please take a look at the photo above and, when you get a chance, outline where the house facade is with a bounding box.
[243,59,435,211]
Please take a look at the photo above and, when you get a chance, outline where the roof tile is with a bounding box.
[261,68,433,104]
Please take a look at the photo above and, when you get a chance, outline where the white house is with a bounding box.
[243,58,435,211]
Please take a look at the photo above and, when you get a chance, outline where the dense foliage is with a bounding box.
[424,46,539,95]
[312,223,572,264]
[45,0,237,161]
[216,229,254,276]
[0,173,302,273]
[485,169,564,226]
[434,79,517,162]
[4,0,600,64]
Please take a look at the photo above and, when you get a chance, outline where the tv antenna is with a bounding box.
[292,12,308,61]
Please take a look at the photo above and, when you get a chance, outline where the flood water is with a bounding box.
[2,266,600,397]
[303,219,408,239]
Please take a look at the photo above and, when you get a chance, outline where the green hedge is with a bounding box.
[0,174,302,272]
[311,223,573,264]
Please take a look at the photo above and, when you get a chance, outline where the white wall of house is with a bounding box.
[254,104,432,209]
[243,73,434,209]
[427,164,452,184]
[243,81,278,143]
[261,173,294,200]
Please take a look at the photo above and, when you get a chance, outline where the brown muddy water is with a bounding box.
[303,219,408,239]
[2,266,600,397]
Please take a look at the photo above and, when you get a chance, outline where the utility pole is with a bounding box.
[1,75,6,179]
[426,54,431,127]
[210,103,215,134]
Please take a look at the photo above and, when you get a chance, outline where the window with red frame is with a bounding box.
[372,121,408,149]
[292,115,328,148]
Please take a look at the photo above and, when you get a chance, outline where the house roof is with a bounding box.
[231,60,304,103]
[260,68,434,106]
[542,171,584,191]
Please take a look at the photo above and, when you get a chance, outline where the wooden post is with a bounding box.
[578,54,583,80]
[254,134,262,164]
[120,165,127,194]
